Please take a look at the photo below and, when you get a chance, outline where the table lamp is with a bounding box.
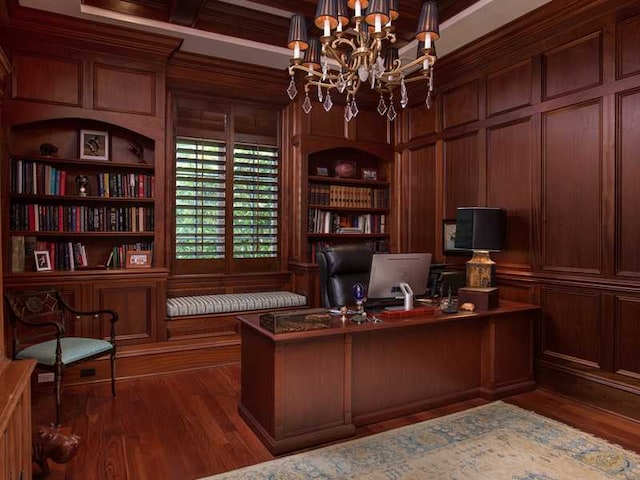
[454,207,506,288]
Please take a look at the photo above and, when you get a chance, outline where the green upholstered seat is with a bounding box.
[16,337,114,366]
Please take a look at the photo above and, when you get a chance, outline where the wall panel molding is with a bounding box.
[486,59,533,117]
[540,287,602,368]
[541,100,603,275]
[11,51,81,106]
[443,132,480,217]
[94,64,156,115]
[543,31,603,100]
[615,87,640,277]
[487,118,533,270]
[617,14,640,80]
[442,80,479,130]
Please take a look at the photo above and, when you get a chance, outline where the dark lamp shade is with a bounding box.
[389,0,399,21]
[347,0,369,10]
[365,0,390,27]
[336,0,350,26]
[303,37,322,70]
[455,207,506,251]
[315,0,339,30]
[384,47,399,70]
[416,1,439,42]
[288,14,309,50]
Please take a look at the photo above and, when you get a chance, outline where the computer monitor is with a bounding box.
[367,253,432,300]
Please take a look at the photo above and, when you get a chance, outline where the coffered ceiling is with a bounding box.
[17,0,553,68]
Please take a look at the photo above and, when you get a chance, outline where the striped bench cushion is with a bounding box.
[166,291,307,318]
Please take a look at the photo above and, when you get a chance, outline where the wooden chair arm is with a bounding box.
[57,296,118,324]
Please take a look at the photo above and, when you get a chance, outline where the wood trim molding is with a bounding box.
[3,6,181,61]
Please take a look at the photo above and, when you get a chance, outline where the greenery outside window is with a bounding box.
[174,136,279,274]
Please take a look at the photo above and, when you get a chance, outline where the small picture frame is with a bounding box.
[80,129,109,161]
[126,250,152,268]
[443,219,469,255]
[34,250,52,272]
[362,168,378,180]
[315,167,329,177]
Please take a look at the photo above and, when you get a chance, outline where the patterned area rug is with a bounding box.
[201,402,640,479]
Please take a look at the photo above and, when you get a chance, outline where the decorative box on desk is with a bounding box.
[259,308,332,333]
[458,287,499,311]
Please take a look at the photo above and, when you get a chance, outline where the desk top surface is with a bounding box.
[238,300,539,342]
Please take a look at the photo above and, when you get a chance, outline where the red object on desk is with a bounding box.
[375,306,438,319]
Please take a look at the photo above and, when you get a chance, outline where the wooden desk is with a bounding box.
[238,301,538,455]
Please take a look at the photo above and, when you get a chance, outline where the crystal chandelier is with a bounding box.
[286,0,439,122]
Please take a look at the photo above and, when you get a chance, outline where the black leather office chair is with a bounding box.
[317,245,373,308]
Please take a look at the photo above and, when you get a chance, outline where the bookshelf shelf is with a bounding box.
[11,155,154,171]
[305,148,391,262]
[10,194,155,204]
[5,121,157,274]
[9,231,153,237]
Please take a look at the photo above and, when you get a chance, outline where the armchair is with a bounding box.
[317,244,373,308]
[4,287,118,425]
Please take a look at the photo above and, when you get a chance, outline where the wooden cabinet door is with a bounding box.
[91,279,160,344]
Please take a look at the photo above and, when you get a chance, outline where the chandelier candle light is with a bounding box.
[286,0,439,122]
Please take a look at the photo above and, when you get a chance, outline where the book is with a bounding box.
[11,236,25,273]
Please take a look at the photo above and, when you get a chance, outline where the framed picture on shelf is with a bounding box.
[443,219,469,255]
[126,250,152,268]
[362,168,378,180]
[80,129,109,161]
[34,250,52,272]
[315,167,329,177]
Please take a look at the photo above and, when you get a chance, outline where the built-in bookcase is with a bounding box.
[5,120,156,274]
[305,147,390,262]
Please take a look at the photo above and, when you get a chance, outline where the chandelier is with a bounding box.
[286,0,439,122]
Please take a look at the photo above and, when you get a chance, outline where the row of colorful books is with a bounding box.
[308,183,388,209]
[10,204,154,232]
[96,172,154,198]
[10,235,154,272]
[11,160,67,195]
[308,209,386,234]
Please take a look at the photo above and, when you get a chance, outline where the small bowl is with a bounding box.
[334,162,356,178]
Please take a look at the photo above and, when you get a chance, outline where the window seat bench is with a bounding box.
[165,291,307,341]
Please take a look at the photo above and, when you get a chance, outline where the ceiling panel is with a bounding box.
[82,0,482,48]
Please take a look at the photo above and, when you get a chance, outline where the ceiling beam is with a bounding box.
[170,0,206,27]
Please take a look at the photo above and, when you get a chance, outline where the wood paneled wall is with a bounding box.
[396,0,640,419]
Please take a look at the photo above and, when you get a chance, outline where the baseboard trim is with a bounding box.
[33,337,241,390]
[536,361,640,422]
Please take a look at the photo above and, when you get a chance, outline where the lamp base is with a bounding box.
[466,250,496,288]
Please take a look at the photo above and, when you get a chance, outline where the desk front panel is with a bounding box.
[351,318,482,424]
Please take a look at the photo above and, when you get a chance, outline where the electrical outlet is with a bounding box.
[37,372,55,383]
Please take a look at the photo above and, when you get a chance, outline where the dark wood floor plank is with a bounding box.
[31,365,640,479]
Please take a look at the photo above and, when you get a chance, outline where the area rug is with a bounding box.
[201,402,640,479]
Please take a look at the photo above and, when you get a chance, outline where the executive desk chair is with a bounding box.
[317,244,373,308]
[5,287,118,425]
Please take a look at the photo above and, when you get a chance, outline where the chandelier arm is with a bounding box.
[401,55,435,73]
[331,36,357,52]
[383,74,431,87]
[306,79,339,90]
[324,44,349,71]
[291,64,341,81]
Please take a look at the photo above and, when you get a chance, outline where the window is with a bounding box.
[174,137,279,273]
[175,137,226,260]
[233,143,278,258]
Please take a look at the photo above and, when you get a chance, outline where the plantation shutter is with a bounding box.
[233,143,279,258]
[175,137,226,259]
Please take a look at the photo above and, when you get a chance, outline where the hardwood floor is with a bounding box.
[32,365,640,480]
